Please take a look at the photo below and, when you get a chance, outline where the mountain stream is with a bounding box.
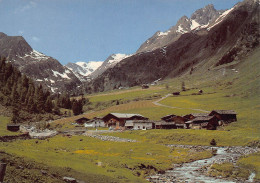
[148,146,259,183]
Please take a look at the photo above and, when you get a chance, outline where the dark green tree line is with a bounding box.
[0,57,55,122]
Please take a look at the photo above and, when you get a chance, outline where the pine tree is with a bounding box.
[0,57,58,118]
[35,85,45,113]
[11,83,21,123]
[11,106,20,123]
[72,100,83,116]
[44,96,53,113]
[53,104,60,115]
[181,81,186,91]
[27,96,35,113]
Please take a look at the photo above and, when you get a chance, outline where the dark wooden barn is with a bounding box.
[209,110,237,123]
[161,114,187,129]
[172,92,180,96]
[75,117,90,125]
[185,116,219,130]
[7,124,20,132]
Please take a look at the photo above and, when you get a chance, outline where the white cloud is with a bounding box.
[14,0,37,14]
[32,36,40,42]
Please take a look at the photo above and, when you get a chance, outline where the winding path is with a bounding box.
[152,94,210,112]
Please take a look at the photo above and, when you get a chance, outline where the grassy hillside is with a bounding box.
[1,49,259,182]
[0,116,20,136]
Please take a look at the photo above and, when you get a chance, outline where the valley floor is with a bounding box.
[0,49,259,182]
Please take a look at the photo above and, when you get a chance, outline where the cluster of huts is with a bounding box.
[75,110,237,130]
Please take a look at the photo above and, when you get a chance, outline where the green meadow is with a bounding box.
[0,116,20,136]
[0,135,212,182]
[1,49,259,182]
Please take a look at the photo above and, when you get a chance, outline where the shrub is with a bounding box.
[210,139,217,146]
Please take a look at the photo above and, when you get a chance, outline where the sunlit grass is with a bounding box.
[0,116,20,136]
[0,135,212,182]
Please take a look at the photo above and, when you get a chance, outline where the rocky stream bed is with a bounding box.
[148,145,259,183]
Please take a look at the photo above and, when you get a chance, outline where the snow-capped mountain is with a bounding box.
[89,53,131,79]
[0,32,81,93]
[88,0,259,92]
[66,61,103,81]
[137,4,225,53]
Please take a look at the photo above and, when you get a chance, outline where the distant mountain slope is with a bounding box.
[89,53,131,79]
[136,4,224,53]
[66,61,103,81]
[87,0,259,93]
[0,33,81,93]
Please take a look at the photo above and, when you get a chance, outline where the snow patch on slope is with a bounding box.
[52,70,70,79]
[177,25,188,33]
[22,50,50,61]
[207,7,234,30]
[77,61,103,75]
[107,54,131,64]
[190,20,201,30]
[158,30,171,36]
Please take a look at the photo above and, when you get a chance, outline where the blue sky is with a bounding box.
[0,0,241,65]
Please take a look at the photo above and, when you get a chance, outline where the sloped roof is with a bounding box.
[161,114,176,121]
[191,113,209,117]
[211,110,237,115]
[191,116,214,122]
[110,113,145,118]
[75,117,90,121]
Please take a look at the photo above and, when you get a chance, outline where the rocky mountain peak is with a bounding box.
[0,34,32,59]
[0,32,7,39]
[0,33,81,93]
[89,0,259,92]
[136,4,226,53]
[89,53,131,79]
[191,4,220,25]
[66,61,103,81]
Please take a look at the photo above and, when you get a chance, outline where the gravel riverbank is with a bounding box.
[148,145,259,183]
[84,133,137,142]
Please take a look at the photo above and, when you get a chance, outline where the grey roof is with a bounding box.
[191,116,214,122]
[110,113,145,118]
[191,113,209,117]
[211,110,237,115]
[7,124,20,126]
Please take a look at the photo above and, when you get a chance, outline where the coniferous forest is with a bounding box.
[0,57,84,123]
